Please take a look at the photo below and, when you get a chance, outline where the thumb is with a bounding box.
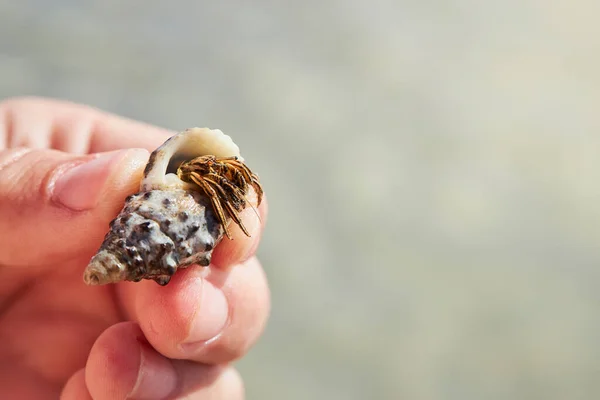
[0,147,149,267]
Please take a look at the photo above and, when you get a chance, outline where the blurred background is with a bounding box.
[1,1,600,399]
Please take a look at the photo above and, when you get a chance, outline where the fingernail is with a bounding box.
[181,279,229,347]
[129,340,177,399]
[52,150,127,211]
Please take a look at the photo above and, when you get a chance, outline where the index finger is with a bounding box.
[0,96,270,268]
[0,96,173,153]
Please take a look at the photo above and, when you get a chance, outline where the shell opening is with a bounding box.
[141,128,242,192]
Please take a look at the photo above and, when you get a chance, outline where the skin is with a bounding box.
[0,97,270,399]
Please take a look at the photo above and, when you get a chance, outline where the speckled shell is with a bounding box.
[83,128,241,286]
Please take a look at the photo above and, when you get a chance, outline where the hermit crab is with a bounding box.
[83,128,263,286]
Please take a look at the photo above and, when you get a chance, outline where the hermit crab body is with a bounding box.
[83,128,262,286]
[178,155,263,238]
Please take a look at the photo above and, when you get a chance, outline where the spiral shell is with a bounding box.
[83,128,241,286]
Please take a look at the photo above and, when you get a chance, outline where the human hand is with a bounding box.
[0,98,270,399]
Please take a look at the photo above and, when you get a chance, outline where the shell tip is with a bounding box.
[83,270,102,286]
[83,251,128,285]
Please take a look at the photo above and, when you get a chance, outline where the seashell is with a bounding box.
[83,128,247,286]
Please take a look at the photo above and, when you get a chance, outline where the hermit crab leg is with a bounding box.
[216,156,239,162]
[220,159,264,206]
[203,176,251,237]
[222,200,250,236]
[226,168,249,194]
[225,159,264,206]
[186,155,216,172]
[250,174,264,206]
[205,179,251,237]
[204,173,247,211]
[188,173,233,239]
[204,173,262,229]
[223,158,254,180]
[201,175,243,212]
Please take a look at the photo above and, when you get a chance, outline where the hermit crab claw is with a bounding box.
[82,127,258,286]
